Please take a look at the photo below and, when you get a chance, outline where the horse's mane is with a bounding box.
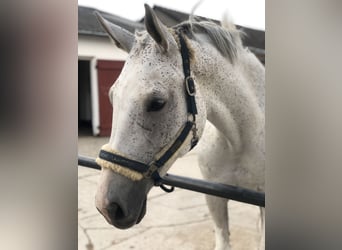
[173,19,243,63]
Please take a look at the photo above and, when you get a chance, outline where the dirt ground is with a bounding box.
[78,135,261,250]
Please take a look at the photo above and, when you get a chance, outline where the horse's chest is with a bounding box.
[233,152,265,190]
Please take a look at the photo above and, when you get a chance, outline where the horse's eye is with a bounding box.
[147,98,166,112]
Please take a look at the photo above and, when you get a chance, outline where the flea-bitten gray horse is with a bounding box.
[94,5,264,250]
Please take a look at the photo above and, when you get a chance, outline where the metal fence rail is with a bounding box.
[78,155,265,207]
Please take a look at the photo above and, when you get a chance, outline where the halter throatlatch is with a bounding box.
[96,31,199,189]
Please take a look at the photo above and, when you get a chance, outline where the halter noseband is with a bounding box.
[96,31,199,185]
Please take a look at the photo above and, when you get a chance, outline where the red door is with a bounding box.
[97,60,125,136]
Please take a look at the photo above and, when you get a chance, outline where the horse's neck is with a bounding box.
[238,49,265,112]
[193,43,265,155]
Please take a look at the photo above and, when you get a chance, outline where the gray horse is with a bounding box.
[95,5,265,250]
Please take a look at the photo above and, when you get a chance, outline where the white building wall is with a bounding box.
[78,35,127,135]
[78,35,128,60]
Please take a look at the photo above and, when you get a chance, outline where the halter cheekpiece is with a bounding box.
[96,31,199,186]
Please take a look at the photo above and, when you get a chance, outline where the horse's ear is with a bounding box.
[94,11,134,53]
[144,4,173,52]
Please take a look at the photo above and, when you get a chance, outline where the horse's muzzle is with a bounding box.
[103,198,147,229]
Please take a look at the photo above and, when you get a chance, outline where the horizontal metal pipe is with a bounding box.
[162,174,265,207]
[79,155,101,170]
[78,155,265,207]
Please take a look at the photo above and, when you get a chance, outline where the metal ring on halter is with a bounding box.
[160,184,175,193]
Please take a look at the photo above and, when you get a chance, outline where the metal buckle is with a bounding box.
[143,163,159,178]
[185,76,196,96]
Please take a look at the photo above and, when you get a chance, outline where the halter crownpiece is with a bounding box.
[96,31,199,184]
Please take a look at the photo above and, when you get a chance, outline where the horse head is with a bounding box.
[94,4,207,229]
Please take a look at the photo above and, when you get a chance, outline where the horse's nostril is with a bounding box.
[107,203,125,220]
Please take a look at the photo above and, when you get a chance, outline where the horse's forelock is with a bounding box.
[131,32,152,53]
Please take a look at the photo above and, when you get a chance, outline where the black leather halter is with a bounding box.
[98,31,199,185]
